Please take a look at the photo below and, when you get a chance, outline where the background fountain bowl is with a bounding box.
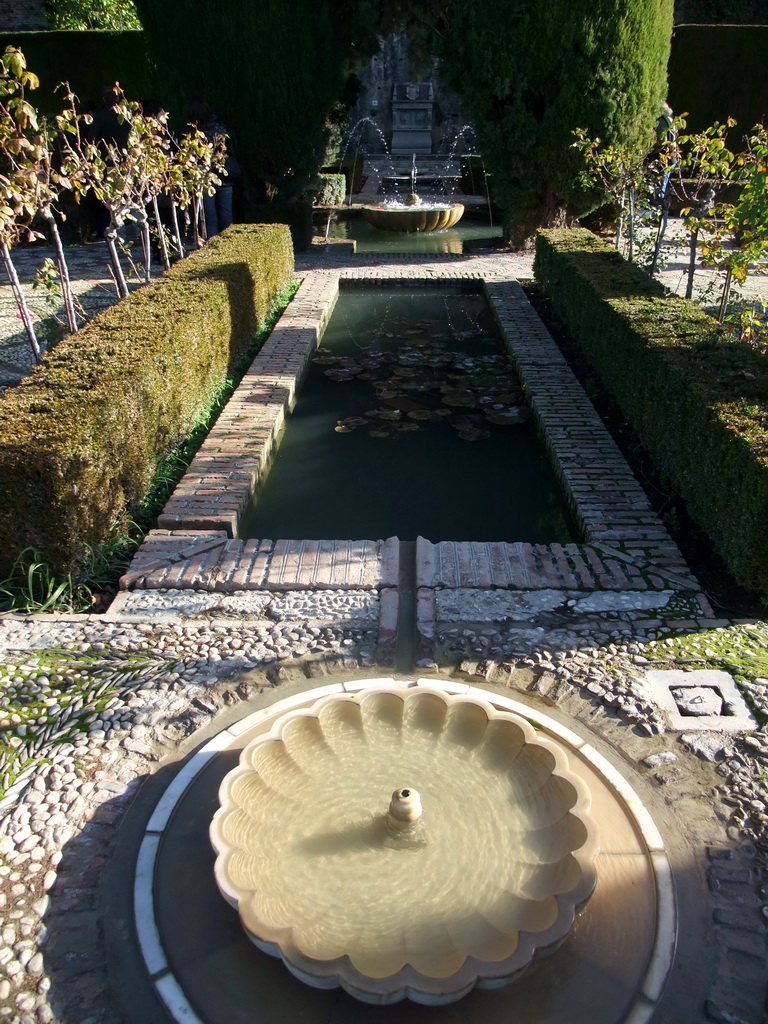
[361,203,465,233]
[210,686,598,1005]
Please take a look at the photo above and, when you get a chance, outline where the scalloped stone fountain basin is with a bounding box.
[210,686,597,1005]
[361,203,465,232]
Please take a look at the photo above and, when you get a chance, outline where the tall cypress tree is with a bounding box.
[133,0,374,200]
[135,0,672,237]
[394,0,674,244]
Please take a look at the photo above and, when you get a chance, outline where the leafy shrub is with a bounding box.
[0,30,157,113]
[307,173,346,207]
[321,156,363,196]
[0,223,293,575]
[535,227,768,593]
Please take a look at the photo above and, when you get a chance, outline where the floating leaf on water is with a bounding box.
[357,372,378,381]
[433,408,452,417]
[369,429,390,438]
[407,410,433,420]
[312,354,338,365]
[379,408,403,420]
[325,369,361,381]
[334,424,352,433]
[442,389,477,407]
[451,415,486,434]
[485,407,530,426]
[489,390,523,405]
[342,416,368,427]
[398,422,421,431]
[376,389,399,399]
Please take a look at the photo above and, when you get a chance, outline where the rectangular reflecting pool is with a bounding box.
[239,286,576,543]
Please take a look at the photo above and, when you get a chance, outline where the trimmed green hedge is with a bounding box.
[534,228,768,593]
[668,26,768,140]
[307,173,346,207]
[0,223,293,575]
[321,157,363,197]
[0,30,159,114]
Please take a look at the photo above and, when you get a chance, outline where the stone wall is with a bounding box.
[347,31,467,155]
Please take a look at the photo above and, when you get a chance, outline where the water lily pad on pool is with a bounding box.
[442,388,477,407]
[397,422,421,431]
[484,407,530,426]
[334,424,352,433]
[369,429,391,438]
[488,389,523,405]
[407,410,433,420]
[325,369,361,381]
[379,409,403,420]
[342,416,368,428]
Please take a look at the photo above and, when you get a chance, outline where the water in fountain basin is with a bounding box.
[215,691,592,981]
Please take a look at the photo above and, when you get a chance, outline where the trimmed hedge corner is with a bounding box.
[307,173,346,207]
[534,228,768,594]
[0,223,293,576]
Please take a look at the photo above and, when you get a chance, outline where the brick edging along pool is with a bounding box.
[122,260,708,622]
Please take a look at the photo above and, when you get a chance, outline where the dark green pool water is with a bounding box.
[239,287,575,543]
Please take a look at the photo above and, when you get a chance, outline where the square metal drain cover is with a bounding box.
[643,669,756,732]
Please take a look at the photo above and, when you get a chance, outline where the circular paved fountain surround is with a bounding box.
[210,686,599,1004]
[131,679,676,1024]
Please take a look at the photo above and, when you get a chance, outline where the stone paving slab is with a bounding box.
[434,587,680,622]
[120,531,400,592]
[108,587,381,626]
[415,538,700,592]
[640,669,758,733]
